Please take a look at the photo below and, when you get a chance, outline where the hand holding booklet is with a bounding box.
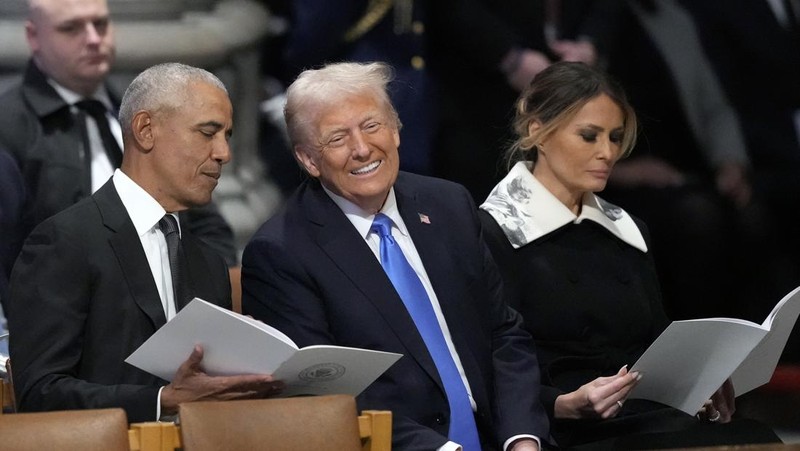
[125,298,402,397]
[628,285,800,415]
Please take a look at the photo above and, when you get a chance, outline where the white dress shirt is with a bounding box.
[112,169,179,420]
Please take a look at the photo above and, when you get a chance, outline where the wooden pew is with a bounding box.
[128,409,393,451]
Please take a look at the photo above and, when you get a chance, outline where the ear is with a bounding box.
[131,111,155,152]
[25,21,38,52]
[528,120,548,151]
[294,145,320,178]
[392,127,400,149]
[528,119,543,138]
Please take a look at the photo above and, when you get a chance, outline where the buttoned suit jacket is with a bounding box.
[7,180,231,422]
[0,61,236,265]
[241,172,549,450]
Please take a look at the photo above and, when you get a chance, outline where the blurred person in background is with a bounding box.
[0,0,237,269]
[602,0,766,322]
[428,0,624,202]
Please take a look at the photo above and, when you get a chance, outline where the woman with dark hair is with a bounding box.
[479,61,779,449]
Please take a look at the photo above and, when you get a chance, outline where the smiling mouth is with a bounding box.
[351,160,381,175]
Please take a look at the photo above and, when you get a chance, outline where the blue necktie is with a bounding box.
[371,213,481,450]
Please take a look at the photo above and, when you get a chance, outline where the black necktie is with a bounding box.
[75,99,123,168]
[158,214,190,311]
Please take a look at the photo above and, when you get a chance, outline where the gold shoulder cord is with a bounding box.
[343,0,394,43]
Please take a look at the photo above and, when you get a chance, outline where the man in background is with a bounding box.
[0,0,237,279]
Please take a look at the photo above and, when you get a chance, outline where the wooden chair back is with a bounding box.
[0,408,129,450]
[1,357,15,414]
[178,395,364,451]
[229,266,242,313]
[129,408,392,451]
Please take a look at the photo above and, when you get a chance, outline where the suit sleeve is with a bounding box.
[7,219,160,421]
[479,209,562,420]
[456,186,550,445]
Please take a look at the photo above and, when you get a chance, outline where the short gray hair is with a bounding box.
[284,61,401,148]
[118,62,227,137]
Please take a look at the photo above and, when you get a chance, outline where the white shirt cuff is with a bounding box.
[504,434,541,451]
[438,441,463,451]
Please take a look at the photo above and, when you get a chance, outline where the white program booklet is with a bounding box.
[125,298,402,397]
[628,285,800,415]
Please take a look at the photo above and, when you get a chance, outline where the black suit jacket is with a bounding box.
[241,172,549,450]
[7,180,231,422]
[0,148,25,305]
[0,61,237,266]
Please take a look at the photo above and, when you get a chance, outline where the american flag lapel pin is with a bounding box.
[418,213,431,224]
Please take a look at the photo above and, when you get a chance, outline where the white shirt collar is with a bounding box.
[48,78,114,111]
[323,186,409,239]
[112,169,177,237]
[480,161,647,252]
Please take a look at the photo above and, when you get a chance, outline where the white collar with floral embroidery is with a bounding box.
[480,161,648,252]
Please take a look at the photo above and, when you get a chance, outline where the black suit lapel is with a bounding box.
[94,182,167,328]
[301,181,445,389]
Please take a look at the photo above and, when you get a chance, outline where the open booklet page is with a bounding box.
[731,285,800,394]
[629,285,800,415]
[126,298,402,397]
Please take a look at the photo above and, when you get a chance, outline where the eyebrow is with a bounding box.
[57,15,110,27]
[575,123,624,132]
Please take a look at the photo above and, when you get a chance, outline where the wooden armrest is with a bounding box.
[128,422,182,451]
[359,410,392,451]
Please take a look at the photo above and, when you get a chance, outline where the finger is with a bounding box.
[215,374,283,393]
[715,381,735,408]
[696,400,713,421]
[593,367,631,387]
[601,398,625,419]
[190,344,204,362]
[595,371,639,396]
[226,381,285,400]
[711,388,735,423]
[173,345,205,379]
[721,379,736,407]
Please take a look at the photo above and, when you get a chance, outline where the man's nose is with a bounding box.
[213,139,232,165]
[350,131,370,158]
[84,23,102,44]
